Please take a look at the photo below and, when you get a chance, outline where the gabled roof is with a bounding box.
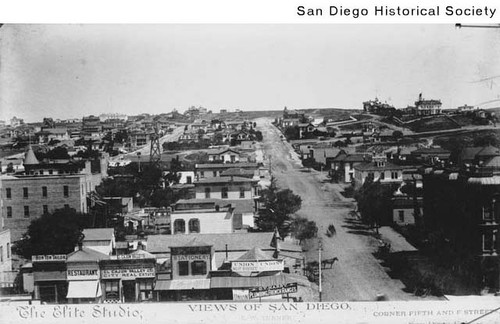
[82,228,114,241]
[237,247,274,261]
[67,247,110,262]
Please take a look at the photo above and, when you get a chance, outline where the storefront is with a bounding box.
[100,252,156,303]
[66,248,107,304]
[155,244,213,301]
[32,255,68,304]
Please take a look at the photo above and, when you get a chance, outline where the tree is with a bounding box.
[6,162,14,173]
[354,179,399,231]
[392,130,404,142]
[256,177,302,236]
[284,126,300,141]
[13,207,88,259]
[290,216,318,244]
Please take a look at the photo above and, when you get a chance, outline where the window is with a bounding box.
[5,188,11,199]
[221,187,228,199]
[43,205,49,214]
[0,246,3,262]
[380,172,385,180]
[239,187,245,198]
[42,186,47,198]
[483,206,493,221]
[191,261,207,275]
[6,243,10,258]
[63,186,69,197]
[24,206,30,218]
[138,280,153,290]
[174,219,185,234]
[104,281,119,300]
[205,187,211,199]
[482,233,496,252]
[189,219,200,233]
[64,204,70,209]
[230,155,236,162]
[391,171,399,179]
[213,171,217,177]
[23,187,28,198]
[200,171,205,178]
[398,210,404,222]
[178,261,189,276]
[6,207,12,218]
[186,176,192,184]
[49,170,53,175]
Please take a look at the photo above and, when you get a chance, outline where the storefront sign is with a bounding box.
[67,269,100,280]
[249,283,298,299]
[231,260,284,272]
[232,289,250,300]
[172,254,210,261]
[101,266,155,279]
[32,255,67,262]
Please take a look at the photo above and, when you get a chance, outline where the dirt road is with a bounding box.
[255,117,418,301]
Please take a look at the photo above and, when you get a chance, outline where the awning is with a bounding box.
[66,281,102,299]
[154,279,210,291]
[210,274,294,289]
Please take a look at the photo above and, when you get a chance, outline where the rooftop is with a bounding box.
[147,232,276,253]
[82,228,114,241]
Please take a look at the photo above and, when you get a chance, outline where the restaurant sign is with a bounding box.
[249,283,298,299]
[67,269,100,280]
[101,266,155,279]
[32,255,67,262]
[231,260,284,272]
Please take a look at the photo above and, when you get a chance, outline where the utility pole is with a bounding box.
[318,237,323,302]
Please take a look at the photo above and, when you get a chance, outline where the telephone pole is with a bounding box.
[318,237,323,302]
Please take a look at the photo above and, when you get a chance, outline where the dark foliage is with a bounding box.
[13,208,88,259]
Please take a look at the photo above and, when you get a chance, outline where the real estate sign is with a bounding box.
[231,260,284,272]
[249,283,298,299]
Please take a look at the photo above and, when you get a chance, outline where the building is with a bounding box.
[80,228,115,255]
[170,199,236,234]
[362,98,395,114]
[0,229,15,288]
[195,162,259,179]
[194,176,259,200]
[423,168,500,291]
[148,232,304,301]
[32,254,68,303]
[65,246,108,304]
[99,250,156,303]
[207,148,241,163]
[353,155,414,187]
[415,93,442,116]
[392,197,423,226]
[330,151,369,183]
[0,147,105,241]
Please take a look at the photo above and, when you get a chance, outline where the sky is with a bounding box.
[1,24,499,123]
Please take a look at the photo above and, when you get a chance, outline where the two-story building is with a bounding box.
[353,155,414,187]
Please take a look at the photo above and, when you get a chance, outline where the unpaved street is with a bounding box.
[256,118,418,301]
